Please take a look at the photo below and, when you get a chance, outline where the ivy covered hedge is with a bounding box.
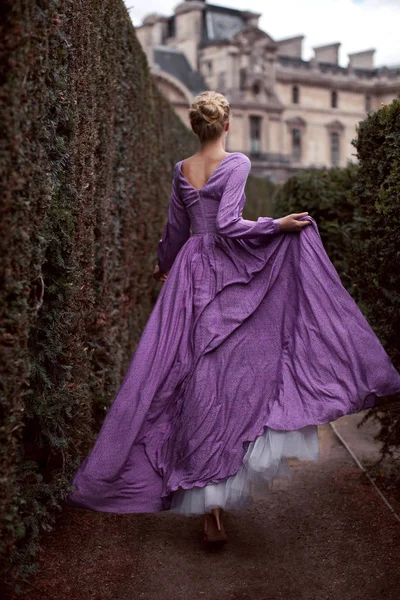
[0,0,197,593]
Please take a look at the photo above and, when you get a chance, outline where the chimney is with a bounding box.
[241,10,262,28]
[277,36,304,59]
[313,42,341,65]
[348,49,375,70]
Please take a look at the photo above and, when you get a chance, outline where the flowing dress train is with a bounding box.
[66,152,400,515]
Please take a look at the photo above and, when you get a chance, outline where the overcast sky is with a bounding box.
[124,0,400,67]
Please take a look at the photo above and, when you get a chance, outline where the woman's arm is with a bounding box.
[215,156,281,238]
[157,165,191,274]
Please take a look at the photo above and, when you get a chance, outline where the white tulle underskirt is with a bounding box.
[169,425,319,515]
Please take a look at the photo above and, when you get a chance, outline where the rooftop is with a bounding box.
[153,46,207,93]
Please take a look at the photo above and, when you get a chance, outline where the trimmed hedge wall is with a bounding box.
[349,99,400,456]
[243,174,276,222]
[273,165,359,291]
[0,0,197,592]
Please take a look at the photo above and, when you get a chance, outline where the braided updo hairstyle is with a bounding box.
[188,90,230,143]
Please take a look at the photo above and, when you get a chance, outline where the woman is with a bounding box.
[66,91,400,544]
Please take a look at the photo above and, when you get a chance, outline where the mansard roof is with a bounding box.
[201,3,247,45]
[153,46,207,93]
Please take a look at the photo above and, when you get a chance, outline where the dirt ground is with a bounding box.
[18,424,400,600]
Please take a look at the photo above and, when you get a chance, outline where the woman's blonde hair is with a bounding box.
[188,90,230,143]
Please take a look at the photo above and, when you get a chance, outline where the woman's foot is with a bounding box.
[211,507,223,530]
[203,507,227,544]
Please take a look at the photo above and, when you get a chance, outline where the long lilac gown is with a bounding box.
[66,151,400,515]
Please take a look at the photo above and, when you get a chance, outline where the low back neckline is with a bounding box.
[178,152,238,192]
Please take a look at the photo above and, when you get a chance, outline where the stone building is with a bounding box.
[136,0,400,181]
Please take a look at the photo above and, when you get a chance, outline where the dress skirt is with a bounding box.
[65,155,400,515]
[170,424,319,515]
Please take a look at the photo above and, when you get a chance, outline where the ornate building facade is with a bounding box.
[136,0,400,181]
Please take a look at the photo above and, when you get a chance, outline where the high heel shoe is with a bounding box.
[203,509,228,544]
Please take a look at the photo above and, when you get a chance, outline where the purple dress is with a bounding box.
[66,152,400,515]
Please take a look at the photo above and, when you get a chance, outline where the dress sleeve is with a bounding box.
[215,156,281,238]
[157,164,191,273]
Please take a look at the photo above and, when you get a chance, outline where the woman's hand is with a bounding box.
[153,263,168,282]
[277,212,312,232]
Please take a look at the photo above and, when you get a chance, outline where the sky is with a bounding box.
[124,0,400,68]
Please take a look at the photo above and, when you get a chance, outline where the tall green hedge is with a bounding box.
[243,174,276,222]
[273,164,359,291]
[349,99,400,456]
[0,0,197,593]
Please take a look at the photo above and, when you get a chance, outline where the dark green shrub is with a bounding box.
[0,0,197,593]
[273,165,359,290]
[243,175,276,221]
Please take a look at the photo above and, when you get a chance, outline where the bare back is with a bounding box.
[180,152,232,191]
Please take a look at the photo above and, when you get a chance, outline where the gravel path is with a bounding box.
[23,424,400,600]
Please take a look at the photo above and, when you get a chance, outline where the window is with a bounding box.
[291,128,302,162]
[365,95,371,112]
[239,68,246,90]
[167,18,175,38]
[331,132,340,166]
[252,81,261,95]
[217,71,226,91]
[249,115,262,153]
[292,85,300,104]
[331,90,338,108]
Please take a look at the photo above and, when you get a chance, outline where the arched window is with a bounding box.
[292,85,300,104]
[292,128,302,162]
[331,90,338,108]
[331,131,340,166]
[365,95,371,112]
